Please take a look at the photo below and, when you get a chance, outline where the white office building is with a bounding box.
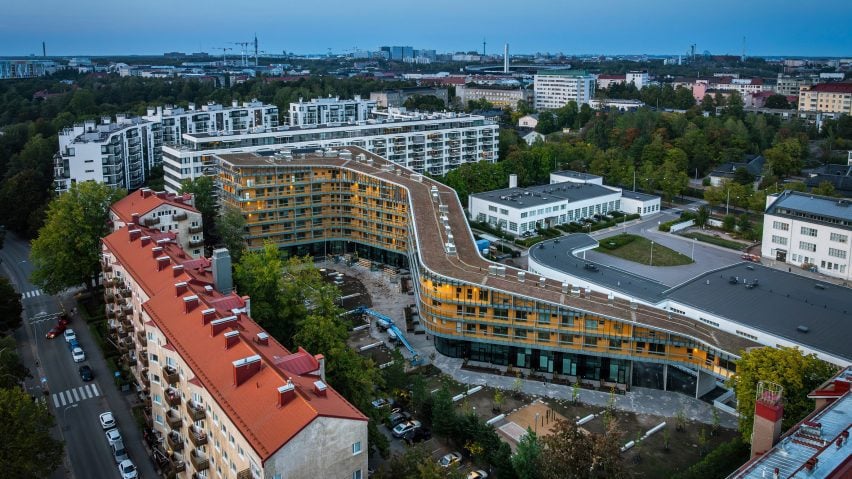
[761,191,852,281]
[288,96,376,127]
[161,107,498,192]
[534,71,595,109]
[54,116,160,193]
[626,71,649,90]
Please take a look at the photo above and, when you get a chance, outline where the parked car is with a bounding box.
[99,411,116,429]
[111,440,129,464]
[67,338,80,351]
[467,470,488,479]
[402,427,432,445]
[78,365,94,381]
[117,459,138,479]
[63,328,76,343]
[371,398,391,409]
[584,263,599,272]
[439,451,462,468]
[392,420,421,438]
[105,428,122,447]
[45,324,66,339]
[71,347,86,363]
[388,410,411,427]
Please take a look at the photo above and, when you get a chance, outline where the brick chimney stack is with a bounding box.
[751,381,784,458]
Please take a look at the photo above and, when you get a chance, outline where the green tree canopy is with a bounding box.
[764,94,790,109]
[512,428,541,479]
[538,418,626,479]
[0,278,22,334]
[215,206,246,262]
[0,387,64,478]
[30,182,125,294]
[727,347,837,443]
[180,176,217,246]
[403,95,445,112]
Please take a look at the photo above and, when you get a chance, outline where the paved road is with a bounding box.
[0,233,156,479]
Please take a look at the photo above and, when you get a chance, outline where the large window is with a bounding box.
[800,226,817,237]
[772,221,789,231]
[828,248,847,259]
[830,232,848,243]
[799,241,816,252]
[771,235,787,245]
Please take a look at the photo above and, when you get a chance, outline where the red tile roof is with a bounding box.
[810,83,852,94]
[110,188,198,224]
[102,225,366,462]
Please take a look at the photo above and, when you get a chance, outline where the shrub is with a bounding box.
[598,234,637,250]
[671,438,749,479]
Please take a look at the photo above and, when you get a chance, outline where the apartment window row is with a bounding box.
[771,235,788,246]
[735,330,758,341]
[830,232,848,243]
[799,241,817,252]
[800,226,818,237]
[772,221,789,231]
[828,248,847,259]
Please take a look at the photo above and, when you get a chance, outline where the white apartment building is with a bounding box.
[455,85,533,108]
[144,99,279,144]
[710,77,768,97]
[54,115,160,193]
[761,191,852,281]
[161,107,498,192]
[534,71,595,109]
[626,71,649,90]
[469,181,622,236]
[288,96,375,127]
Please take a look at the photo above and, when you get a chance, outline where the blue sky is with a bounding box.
[1,0,849,57]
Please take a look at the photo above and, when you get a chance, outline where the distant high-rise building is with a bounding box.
[534,70,596,109]
[381,46,414,61]
[289,96,376,127]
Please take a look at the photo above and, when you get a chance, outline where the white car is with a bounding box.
[63,328,76,343]
[392,420,421,438]
[105,428,122,446]
[468,470,488,479]
[118,459,137,479]
[439,451,462,468]
[71,347,86,363]
[99,411,116,429]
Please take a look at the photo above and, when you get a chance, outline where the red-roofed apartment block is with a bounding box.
[109,188,205,257]
[799,83,852,115]
[101,222,367,479]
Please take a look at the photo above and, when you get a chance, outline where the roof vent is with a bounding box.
[183,294,199,313]
[224,330,240,349]
[129,229,141,242]
[796,325,809,333]
[204,285,214,293]
[814,283,826,290]
[200,308,217,325]
[156,256,171,271]
[313,380,328,397]
[277,380,296,406]
[140,235,151,246]
[210,315,238,336]
[255,332,269,345]
[175,281,188,296]
[151,246,164,258]
[171,264,184,277]
[232,355,262,387]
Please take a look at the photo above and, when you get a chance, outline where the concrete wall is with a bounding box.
[264,416,368,479]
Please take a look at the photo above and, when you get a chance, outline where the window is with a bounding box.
[488,205,497,212]
[153,394,162,405]
[559,333,573,344]
[514,329,528,339]
[830,232,848,243]
[352,441,362,455]
[353,471,362,479]
[584,319,598,330]
[537,331,551,342]
[771,235,787,245]
[499,208,509,215]
[800,227,817,237]
[799,241,816,252]
[772,221,789,231]
[828,248,847,259]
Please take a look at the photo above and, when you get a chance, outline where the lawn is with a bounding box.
[679,232,748,251]
[596,234,693,266]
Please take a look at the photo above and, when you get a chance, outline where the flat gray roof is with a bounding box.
[471,183,619,209]
[552,170,602,181]
[620,190,659,201]
[665,263,852,361]
[767,190,852,230]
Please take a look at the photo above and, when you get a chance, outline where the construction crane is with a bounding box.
[211,47,232,66]
[230,41,252,67]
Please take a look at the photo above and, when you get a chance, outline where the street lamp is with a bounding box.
[649,241,654,266]
[691,237,696,260]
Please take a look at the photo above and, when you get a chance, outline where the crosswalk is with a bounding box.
[52,384,100,408]
[22,289,43,299]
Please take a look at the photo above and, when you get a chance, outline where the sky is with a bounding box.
[1,0,850,58]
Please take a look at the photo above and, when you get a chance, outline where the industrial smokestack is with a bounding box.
[42,41,46,57]
[503,43,509,74]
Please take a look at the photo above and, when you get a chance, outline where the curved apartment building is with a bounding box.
[216,147,764,396]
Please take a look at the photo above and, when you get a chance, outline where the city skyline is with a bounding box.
[1,0,849,58]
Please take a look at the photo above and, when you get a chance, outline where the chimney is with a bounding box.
[314,354,326,381]
[313,380,328,397]
[751,381,784,459]
[200,308,217,325]
[172,264,184,277]
[183,294,199,313]
[224,330,240,349]
[156,256,170,271]
[509,174,518,189]
[156,191,166,199]
[140,189,152,198]
[151,246,163,258]
[277,380,296,407]
[129,229,141,242]
[140,236,151,246]
[254,332,269,345]
[241,296,251,317]
[175,281,188,296]
[156,238,170,247]
[212,248,233,294]
[232,355,262,387]
[131,212,141,223]
[210,315,238,336]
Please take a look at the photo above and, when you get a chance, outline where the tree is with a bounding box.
[403,95,445,112]
[381,348,408,395]
[512,428,541,479]
[737,215,752,236]
[492,389,505,413]
[215,206,246,262]
[30,182,125,294]
[233,242,292,337]
[695,205,710,228]
[722,214,736,232]
[0,336,29,389]
[374,444,463,479]
[764,94,790,110]
[701,94,716,113]
[431,384,456,438]
[0,278,22,334]
[732,167,754,185]
[727,347,837,443]
[538,418,626,479]
[812,180,837,197]
[0,387,63,478]
[180,176,217,246]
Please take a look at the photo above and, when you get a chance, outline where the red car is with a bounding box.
[45,323,67,339]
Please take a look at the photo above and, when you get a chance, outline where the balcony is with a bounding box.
[166,409,183,429]
[172,212,188,221]
[188,225,203,234]
[189,239,204,248]
[136,330,146,344]
[168,452,186,475]
[143,216,160,227]
[165,387,181,407]
[139,353,149,367]
[188,426,208,447]
[185,401,205,421]
[189,450,209,471]
[162,365,179,384]
[237,469,251,479]
[166,430,184,451]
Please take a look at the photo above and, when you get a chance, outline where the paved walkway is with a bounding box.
[333,261,738,430]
